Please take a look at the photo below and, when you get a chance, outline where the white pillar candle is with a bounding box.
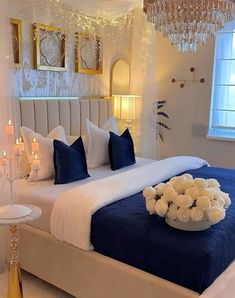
[1,150,8,166]
[14,139,21,156]
[32,154,40,170]
[5,120,14,136]
[18,137,25,152]
[28,152,35,163]
[31,138,39,153]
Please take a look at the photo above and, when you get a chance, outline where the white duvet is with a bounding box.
[50,156,208,251]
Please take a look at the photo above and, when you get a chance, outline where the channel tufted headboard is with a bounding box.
[15,97,114,137]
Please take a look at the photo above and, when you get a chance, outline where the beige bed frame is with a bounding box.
[17,97,200,298]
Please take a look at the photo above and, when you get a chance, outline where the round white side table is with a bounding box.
[0,204,41,298]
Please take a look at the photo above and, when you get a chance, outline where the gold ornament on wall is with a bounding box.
[10,18,22,67]
[75,32,103,74]
[33,23,66,72]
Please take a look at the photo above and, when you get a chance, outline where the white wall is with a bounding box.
[155,31,235,168]
[10,0,132,97]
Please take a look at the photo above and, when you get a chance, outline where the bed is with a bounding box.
[15,97,235,298]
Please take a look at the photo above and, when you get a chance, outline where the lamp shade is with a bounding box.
[113,95,141,120]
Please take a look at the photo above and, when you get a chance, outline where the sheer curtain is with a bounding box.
[0,0,14,270]
[209,21,235,139]
[130,9,160,159]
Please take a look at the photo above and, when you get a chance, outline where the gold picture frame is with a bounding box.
[33,23,66,72]
[75,32,103,74]
[10,18,22,67]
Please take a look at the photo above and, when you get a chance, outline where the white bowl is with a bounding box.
[165,218,211,231]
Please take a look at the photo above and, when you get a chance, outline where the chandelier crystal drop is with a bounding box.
[144,0,235,53]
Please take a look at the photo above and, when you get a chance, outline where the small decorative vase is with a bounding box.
[165,218,211,232]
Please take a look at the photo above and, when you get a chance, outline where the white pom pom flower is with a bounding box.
[218,196,226,207]
[207,179,220,188]
[146,199,156,215]
[143,187,157,201]
[155,199,168,217]
[184,179,194,190]
[162,186,178,203]
[190,207,204,222]
[211,200,221,208]
[210,188,221,200]
[166,204,178,220]
[200,189,214,201]
[169,176,179,185]
[185,187,200,200]
[174,182,185,195]
[196,196,211,211]
[220,192,231,209]
[154,183,166,196]
[170,176,186,186]
[182,174,193,180]
[207,207,225,225]
[194,178,207,189]
[177,207,191,222]
[175,195,194,208]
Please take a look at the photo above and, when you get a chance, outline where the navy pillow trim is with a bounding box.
[53,137,90,185]
[109,129,136,171]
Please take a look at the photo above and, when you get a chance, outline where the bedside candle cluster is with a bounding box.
[0,120,40,219]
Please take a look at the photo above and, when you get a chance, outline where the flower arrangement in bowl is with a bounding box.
[143,174,231,231]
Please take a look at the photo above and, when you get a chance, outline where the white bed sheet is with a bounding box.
[14,157,154,233]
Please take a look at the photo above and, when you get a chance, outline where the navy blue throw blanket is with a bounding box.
[91,166,235,293]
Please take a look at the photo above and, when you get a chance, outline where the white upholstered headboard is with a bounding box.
[15,97,114,136]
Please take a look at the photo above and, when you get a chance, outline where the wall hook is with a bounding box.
[171,67,205,88]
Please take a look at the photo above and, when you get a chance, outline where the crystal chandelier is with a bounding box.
[143,0,235,53]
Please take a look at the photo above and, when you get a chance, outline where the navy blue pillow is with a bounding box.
[53,137,90,185]
[109,129,136,171]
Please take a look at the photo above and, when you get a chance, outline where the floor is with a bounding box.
[0,269,74,298]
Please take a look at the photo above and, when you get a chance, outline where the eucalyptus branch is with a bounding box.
[157,122,171,130]
[157,111,169,118]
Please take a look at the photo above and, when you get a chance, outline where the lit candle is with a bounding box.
[18,137,25,152]
[32,154,40,170]
[28,151,35,163]
[14,138,21,156]
[31,138,39,153]
[1,150,8,166]
[5,120,14,136]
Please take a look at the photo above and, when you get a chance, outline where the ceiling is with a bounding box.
[62,0,142,17]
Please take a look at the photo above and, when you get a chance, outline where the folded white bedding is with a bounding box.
[50,156,208,251]
[14,157,154,232]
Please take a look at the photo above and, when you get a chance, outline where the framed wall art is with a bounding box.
[10,18,22,67]
[75,32,103,74]
[33,23,66,71]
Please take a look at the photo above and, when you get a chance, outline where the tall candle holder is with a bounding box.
[0,120,40,219]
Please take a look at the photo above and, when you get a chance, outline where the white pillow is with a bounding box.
[20,126,68,180]
[85,116,118,168]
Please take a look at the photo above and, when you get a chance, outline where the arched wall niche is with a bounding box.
[110,59,130,96]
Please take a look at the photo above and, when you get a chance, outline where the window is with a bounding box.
[208,28,235,140]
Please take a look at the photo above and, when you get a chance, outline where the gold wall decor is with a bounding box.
[10,18,22,67]
[33,23,66,71]
[75,32,103,74]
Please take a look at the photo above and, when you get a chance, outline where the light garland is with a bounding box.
[46,0,134,35]
[16,0,137,54]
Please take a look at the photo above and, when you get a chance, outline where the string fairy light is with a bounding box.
[14,0,154,76]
